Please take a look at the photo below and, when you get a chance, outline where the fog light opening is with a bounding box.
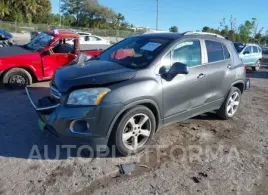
[70,120,91,134]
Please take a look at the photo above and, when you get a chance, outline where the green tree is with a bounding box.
[1,0,51,23]
[238,20,254,42]
[61,0,86,26]
[0,0,10,19]
[202,26,211,32]
[111,13,125,30]
[169,26,178,32]
[201,17,268,44]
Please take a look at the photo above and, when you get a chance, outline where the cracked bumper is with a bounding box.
[25,87,124,149]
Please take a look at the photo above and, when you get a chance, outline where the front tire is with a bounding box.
[217,87,242,120]
[3,68,32,89]
[113,106,156,156]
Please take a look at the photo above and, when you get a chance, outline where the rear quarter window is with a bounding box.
[223,44,231,59]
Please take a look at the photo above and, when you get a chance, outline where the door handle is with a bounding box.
[227,64,232,69]
[197,73,205,79]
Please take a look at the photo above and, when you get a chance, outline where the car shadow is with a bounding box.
[247,67,268,79]
[0,86,120,160]
[192,112,221,121]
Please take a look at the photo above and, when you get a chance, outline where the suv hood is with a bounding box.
[53,60,137,92]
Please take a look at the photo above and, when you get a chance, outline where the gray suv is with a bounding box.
[26,32,248,156]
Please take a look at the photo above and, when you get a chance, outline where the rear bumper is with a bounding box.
[25,87,124,150]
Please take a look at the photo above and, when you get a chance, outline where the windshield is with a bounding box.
[95,36,172,68]
[0,29,13,40]
[26,32,53,51]
[234,43,245,53]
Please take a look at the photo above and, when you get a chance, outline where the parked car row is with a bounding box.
[25,32,249,156]
[31,30,111,46]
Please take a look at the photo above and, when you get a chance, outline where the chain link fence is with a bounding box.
[0,20,139,39]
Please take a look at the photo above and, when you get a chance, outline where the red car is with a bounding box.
[0,30,103,87]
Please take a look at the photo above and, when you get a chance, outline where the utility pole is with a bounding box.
[156,0,159,30]
[59,0,62,26]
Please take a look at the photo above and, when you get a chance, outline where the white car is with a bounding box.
[80,35,110,45]
[76,32,91,36]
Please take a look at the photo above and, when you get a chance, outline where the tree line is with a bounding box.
[170,17,268,45]
[0,0,132,31]
[1,0,268,44]
[202,17,268,45]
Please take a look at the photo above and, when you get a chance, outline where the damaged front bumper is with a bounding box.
[25,87,60,111]
[25,87,124,150]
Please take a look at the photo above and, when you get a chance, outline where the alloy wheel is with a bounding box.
[255,60,261,71]
[226,91,240,117]
[122,113,152,151]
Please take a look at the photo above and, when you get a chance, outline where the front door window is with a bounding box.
[161,40,201,72]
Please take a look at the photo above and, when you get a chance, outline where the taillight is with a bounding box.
[243,64,247,70]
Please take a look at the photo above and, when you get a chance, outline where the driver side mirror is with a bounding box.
[162,62,189,81]
[168,62,189,77]
[243,51,250,55]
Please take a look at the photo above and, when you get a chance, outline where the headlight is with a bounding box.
[67,88,110,105]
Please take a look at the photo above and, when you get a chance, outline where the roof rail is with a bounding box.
[183,31,225,39]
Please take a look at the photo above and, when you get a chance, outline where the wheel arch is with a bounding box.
[2,66,36,83]
[106,99,162,142]
[232,80,245,94]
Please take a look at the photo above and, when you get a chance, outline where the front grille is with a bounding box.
[50,85,61,99]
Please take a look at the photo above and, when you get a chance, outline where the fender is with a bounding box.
[223,79,245,100]
[215,79,245,110]
[231,79,245,91]
[105,99,163,141]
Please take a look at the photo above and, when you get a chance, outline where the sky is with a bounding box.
[51,0,267,32]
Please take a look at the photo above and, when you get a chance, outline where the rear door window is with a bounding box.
[243,46,252,54]
[205,40,224,63]
[90,36,101,41]
[253,46,258,53]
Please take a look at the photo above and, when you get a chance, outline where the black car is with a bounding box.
[262,47,268,55]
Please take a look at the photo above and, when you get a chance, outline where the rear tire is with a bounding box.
[3,68,32,89]
[112,106,156,156]
[217,87,241,120]
[252,60,261,71]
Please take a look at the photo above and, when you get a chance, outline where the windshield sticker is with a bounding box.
[141,42,162,51]
[175,41,194,49]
